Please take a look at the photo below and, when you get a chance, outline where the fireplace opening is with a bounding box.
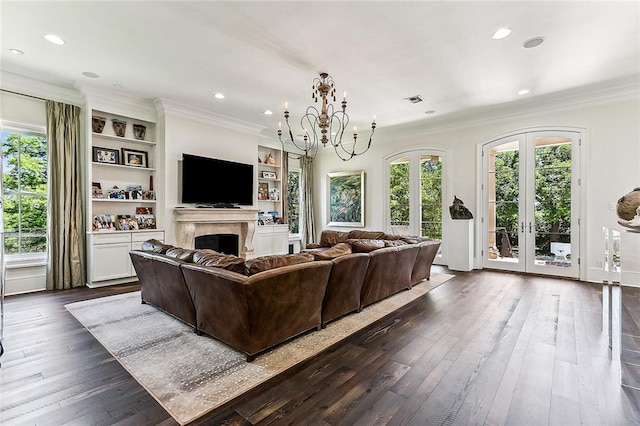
[194,234,239,256]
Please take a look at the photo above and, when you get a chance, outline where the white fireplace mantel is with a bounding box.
[173,207,259,258]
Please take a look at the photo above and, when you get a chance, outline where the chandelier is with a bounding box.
[277,72,376,162]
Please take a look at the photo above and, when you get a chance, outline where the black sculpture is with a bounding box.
[449,196,473,219]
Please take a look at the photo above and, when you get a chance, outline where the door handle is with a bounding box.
[529,222,532,233]
[521,222,524,233]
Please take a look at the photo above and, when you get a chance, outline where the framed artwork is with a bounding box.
[93,146,120,165]
[327,170,365,227]
[121,148,148,168]
[261,170,277,179]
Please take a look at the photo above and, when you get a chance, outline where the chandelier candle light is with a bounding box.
[277,72,376,162]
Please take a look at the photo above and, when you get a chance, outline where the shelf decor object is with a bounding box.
[133,124,146,140]
[121,148,148,168]
[92,116,106,133]
[111,119,127,137]
[93,146,120,164]
[277,72,376,162]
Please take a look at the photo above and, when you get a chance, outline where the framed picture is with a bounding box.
[261,170,277,179]
[258,182,269,200]
[121,148,148,168]
[91,182,104,198]
[327,170,365,227]
[93,146,120,164]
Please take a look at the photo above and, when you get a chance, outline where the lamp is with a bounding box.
[277,72,376,162]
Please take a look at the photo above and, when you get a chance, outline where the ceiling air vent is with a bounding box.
[404,95,423,104]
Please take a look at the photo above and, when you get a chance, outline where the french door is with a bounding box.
[482,131,580,278]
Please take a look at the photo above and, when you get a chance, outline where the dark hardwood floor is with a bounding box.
[1,268,639,425]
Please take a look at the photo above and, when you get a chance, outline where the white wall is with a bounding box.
[312,97,640,282]
[160,108,271,245]
[0,91,48,294]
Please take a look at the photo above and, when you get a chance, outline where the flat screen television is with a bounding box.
[181,153,253,207]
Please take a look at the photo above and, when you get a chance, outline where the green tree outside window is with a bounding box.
[2,131,48,255]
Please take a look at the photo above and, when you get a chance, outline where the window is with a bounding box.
[287,168,301,234]
[386,149,447,262]
[1,128,48,255]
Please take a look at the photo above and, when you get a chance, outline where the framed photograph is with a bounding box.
[261,170,277,179]
[121,148,148,168]
[327,170,365,227]
[93,146,120,164]
[91,182,104,198]
[258,182,269,200]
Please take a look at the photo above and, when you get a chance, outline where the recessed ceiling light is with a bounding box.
[44,34,65,45]
[492,28,512,40]
[425,110,436,115]
[263,110,273,115]
[404,95,423,104]
[214,92,225,99]
[9,48,24,55]
[523,36,545,49]
[518,89,530,95]
[82,71,99,79]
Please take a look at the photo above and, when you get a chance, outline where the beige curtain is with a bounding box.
[46,101,85,290]
[300,155,316,247]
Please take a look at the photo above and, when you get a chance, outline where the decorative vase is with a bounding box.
[133,124,146,140]
[92,116,106,133]
[112,119,127,137]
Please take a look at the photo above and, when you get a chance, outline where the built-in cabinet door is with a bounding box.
[482,131,580,278]
[92,242,132,282]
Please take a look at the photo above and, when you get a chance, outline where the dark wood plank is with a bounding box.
[2,269,640,426]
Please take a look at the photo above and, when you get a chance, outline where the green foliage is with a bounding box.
[287,170,300,234]
[388,156,442,239]
[389,161,410,224]
[493,144,572,256]
[2,132,48,255]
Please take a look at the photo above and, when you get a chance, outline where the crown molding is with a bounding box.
[0,70,84,106]
[154,98,266,135]
[381,76,640,139]
[79,84,157,123]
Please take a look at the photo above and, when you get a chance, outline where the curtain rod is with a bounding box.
[0,89,47,102]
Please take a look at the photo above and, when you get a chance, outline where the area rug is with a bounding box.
[65,273,454,425]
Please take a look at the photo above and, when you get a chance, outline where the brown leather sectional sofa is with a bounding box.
[130,231,440,361]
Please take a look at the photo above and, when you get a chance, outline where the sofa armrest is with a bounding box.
[306,243,322,249]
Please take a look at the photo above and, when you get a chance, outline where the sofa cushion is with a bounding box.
[312,243,352,260]
[384,239,408,247]
[348,239,386,253]
[245,253,314,276]
[193,250,246,274]
[165,247,197,262]
[348,230,386,240]
[141,239,174,254]
[319,230,350,247]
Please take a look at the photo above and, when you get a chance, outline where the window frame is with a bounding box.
[384,148,450,264]
[1,121,48,262]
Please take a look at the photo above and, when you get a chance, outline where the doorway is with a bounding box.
[482,131,580,278]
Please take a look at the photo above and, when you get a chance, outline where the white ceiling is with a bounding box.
[2,1,639,136]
